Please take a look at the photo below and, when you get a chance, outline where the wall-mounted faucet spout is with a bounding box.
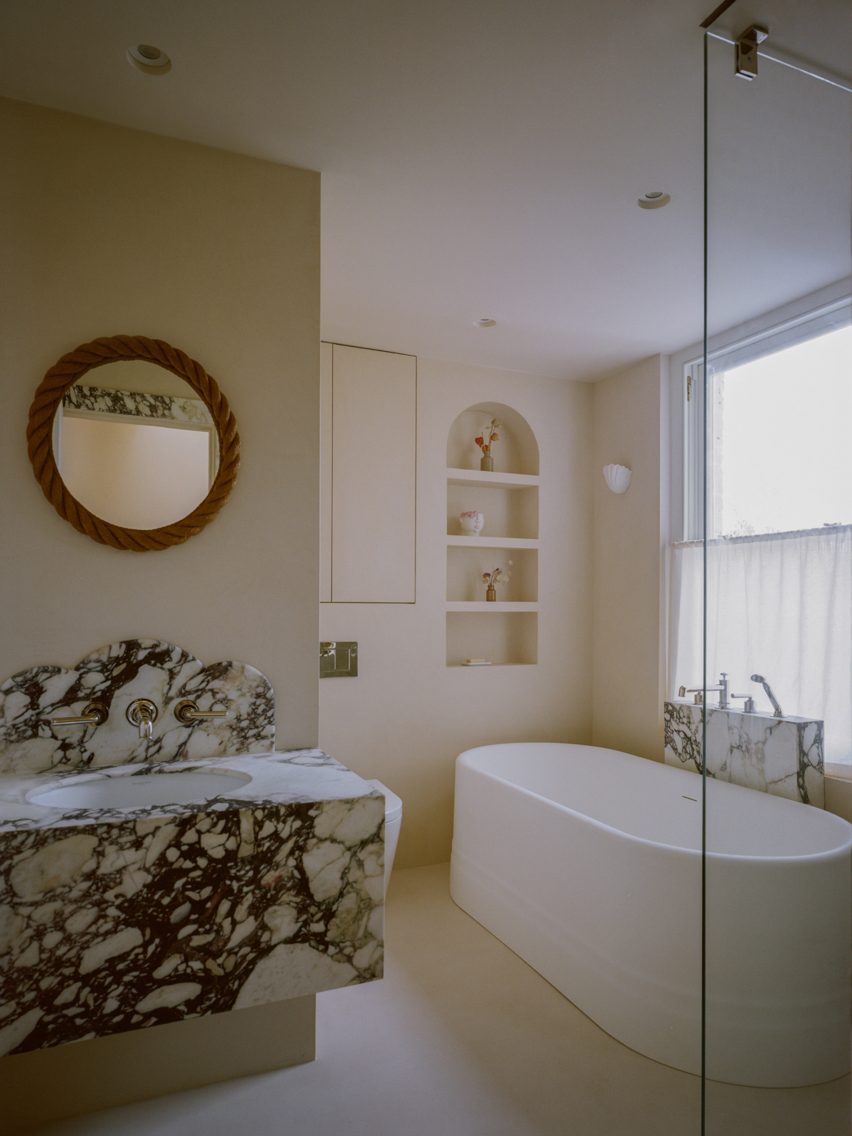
[750,675,783,717]
[126,698,158,740]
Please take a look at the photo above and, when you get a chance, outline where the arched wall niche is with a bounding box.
[444,400,540,667]
[446,402,539,476]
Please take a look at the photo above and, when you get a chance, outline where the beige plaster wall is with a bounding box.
[319,357,593,867]
[591,355,668,761]
[0,98,320,749]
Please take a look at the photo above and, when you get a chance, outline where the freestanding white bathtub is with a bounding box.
[450,742,851,1087]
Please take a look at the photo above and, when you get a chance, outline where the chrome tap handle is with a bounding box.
[174,699,231,725]
[678,685,705,705]
[730,693,755,713]
[47,702,108,727]
[126,698,158,740]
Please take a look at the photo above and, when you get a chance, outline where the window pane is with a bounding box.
[710,324,852,538]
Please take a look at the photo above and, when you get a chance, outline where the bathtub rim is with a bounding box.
[455,740,852,864]
[452,739,852,1087]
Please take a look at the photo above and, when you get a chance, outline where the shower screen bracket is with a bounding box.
[735,24,769,81]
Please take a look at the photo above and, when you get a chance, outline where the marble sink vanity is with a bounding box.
[0,749,384,1058]
[0,640,385,1072]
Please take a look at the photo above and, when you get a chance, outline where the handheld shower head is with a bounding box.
[750,675,783,717]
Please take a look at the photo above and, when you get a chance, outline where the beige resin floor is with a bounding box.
[38,864,849,1136]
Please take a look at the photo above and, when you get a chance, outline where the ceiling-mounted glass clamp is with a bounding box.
[736,25,769,81]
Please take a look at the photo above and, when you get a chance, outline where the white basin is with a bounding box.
[29,769,252,810]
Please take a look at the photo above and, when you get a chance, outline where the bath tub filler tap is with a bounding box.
[678,672,729,709]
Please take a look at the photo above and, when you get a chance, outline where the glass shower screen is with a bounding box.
[702,4,851,1133]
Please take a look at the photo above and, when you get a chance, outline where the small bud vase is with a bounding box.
[486,585,497,602]
[480,453,494,472]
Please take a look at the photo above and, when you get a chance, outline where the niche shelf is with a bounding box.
[446,601,538,612]
[445,403,540,667]
[446,545,538,603]
[446,536,539,550]
[447,469,539,489]
[446,611,538,667]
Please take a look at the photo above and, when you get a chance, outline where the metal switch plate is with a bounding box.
[320,641,358,678]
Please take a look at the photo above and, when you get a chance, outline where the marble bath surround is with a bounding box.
[0,642,384,1058]
[663,700,824,807]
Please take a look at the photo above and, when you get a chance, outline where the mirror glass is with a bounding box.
[53,360,218,529]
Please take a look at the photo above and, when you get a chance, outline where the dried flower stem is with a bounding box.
[474,418,501,455]
[481,562,512,588]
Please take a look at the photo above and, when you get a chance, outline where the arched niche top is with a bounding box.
[446,402,539,476]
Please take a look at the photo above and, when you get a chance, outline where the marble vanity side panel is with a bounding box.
[0,640,275,776]
[0,793,384,1055]
[663,702,824,806]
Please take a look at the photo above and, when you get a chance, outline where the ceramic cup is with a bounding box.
[459,510,485,536]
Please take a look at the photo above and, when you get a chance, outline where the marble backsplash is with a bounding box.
[64,382,212,426]
[663,700,824,807]
[0,640,275,776]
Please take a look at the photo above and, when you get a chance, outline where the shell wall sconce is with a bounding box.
[603,463,632,494]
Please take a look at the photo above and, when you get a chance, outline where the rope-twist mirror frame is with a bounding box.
[27,335,240,551]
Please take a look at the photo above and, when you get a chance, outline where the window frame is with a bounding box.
[669,279,852,543]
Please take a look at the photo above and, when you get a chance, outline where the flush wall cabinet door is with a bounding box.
[321,343,417,603]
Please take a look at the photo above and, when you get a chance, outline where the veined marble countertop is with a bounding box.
[0,748,381,832]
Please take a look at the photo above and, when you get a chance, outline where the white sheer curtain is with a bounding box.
[669,525,852,767]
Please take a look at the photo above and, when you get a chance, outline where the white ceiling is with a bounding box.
[1,0,849,381]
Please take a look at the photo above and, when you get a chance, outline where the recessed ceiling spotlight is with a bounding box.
[127,44,172,75]
[638,191,671,210]
[474,318,497,328]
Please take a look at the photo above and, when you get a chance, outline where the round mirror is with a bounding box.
[56,361,218,530]
[27,336,240,551]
